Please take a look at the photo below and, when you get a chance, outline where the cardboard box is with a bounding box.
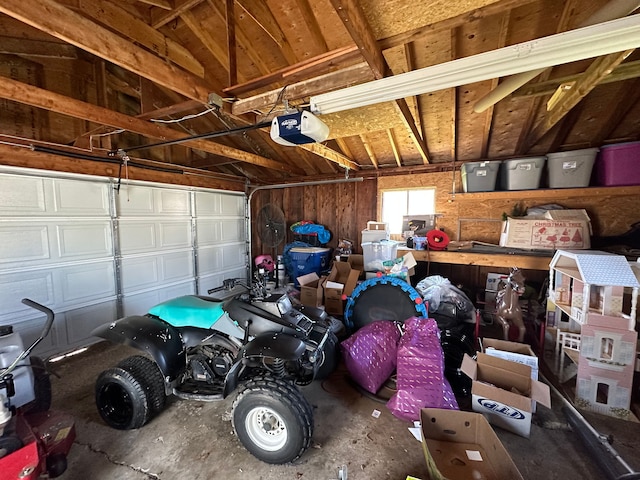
[482,337,539,413]
[347,254,364,279]
[482,338,538,380]
[420,408,523,480]
[499,209,591,250]
[323,262,360,315]
[366,221,388,231]
[461,353,551,438]
[297,272,325,308]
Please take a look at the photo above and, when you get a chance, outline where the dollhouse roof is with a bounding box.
[550,250,640,288]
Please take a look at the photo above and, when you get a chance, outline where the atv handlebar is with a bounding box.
[207,278,249,295]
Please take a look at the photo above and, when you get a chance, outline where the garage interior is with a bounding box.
[1,0,640,479]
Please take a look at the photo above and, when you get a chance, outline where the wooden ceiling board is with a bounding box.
[359,0,505,40]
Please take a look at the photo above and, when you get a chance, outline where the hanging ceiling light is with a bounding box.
[310,15,640,115]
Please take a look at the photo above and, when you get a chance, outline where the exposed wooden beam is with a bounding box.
[329,0,430,163]
[387,130,401,167]
[235,0,298,65]
[480,11,510,158]
[150,0,203,29]
[329,0,385,78]
[361,135,379,168]
[393,99,430,164]
[137,0,172,10]
[513,60,640,98]
[335,138,354,159]
[299,143,359,171]
[0,75,302,175]
[224,45,360,97]
[524,50,635,151]
[226,0,237,86]
[0,36,77,59]
[231,62,374,115]
[0,0,214,104]
[181,10,229,70]
[77,0,205,78]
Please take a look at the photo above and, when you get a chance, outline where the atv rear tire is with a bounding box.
[232,376,313,464]
[95,367,150,430]
[117,355,166,415]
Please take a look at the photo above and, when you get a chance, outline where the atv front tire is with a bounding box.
[232,376,313,464]
[95,367,150,430]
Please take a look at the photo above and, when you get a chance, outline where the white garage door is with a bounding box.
[0,167,247,357]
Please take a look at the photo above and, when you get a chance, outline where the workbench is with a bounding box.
[398,248,553,271]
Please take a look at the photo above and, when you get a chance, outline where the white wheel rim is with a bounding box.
[244,406,287,451]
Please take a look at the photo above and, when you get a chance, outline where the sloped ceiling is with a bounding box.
[0,0,639,185]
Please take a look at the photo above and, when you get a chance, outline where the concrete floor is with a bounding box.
[49,340,640,480]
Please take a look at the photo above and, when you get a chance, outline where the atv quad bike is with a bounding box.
[92,274,338,464]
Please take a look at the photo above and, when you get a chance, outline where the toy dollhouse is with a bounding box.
[548,250,639,419]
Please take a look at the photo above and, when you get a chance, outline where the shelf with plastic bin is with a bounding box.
[452,184,640,198]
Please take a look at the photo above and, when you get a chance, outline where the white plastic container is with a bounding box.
[0,327,36,409]
[362,240,399,272]
[361,229,389,243]
[546,148,598,188]
[500,156,546,190]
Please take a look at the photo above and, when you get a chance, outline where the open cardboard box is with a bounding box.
[296,272,325,308]
[420,408,523,480]
[461,352,551,438]
[323,261,359,315]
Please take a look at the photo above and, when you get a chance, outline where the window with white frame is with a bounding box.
[381,188,436,235]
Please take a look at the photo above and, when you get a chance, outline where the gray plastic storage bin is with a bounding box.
[500,156,546,190]
[547,148,598,188]
[461,161,501,192]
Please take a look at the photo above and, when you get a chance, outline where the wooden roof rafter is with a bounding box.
[73,0,205,77]
[0,75,301,175]
[523,50,635,151]
[0,0,213,103]
[329,0,430,163]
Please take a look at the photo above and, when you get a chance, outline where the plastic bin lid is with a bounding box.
[290,247,331,252]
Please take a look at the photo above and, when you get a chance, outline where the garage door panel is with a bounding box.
[0,224,50,265]
[159,222,192,248]
[0,271,55,321]
[222,244,246,269]
[52,179,110,216]
[0,221,113,269]
[220,194,244,216]
[122,281,195,317]
[197,246,222,274]
[194,191,222,215]
[0,175,47,215]
[196,219,221,245]
[198,267,246,294]
[56,222,113,258]
[221,219,244,242]
[117,185,190,216]
[63,300,117,345]
[57,261,116,305]
[119,220,191,254]
[121,251,193,293]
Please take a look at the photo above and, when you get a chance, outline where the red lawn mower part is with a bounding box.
[426,229,450,250]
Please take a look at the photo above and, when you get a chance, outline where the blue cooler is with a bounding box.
[289,247,332,286]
